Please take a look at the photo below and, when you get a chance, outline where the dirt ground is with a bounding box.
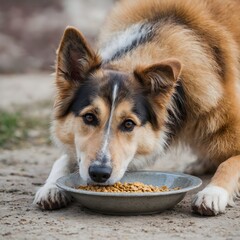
[0,74,240,240]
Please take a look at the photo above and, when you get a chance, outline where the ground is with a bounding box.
[0,74,240,240]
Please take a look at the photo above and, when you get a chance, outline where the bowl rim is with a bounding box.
[56,171,202,197]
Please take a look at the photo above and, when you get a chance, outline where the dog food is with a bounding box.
[77,182,179,193]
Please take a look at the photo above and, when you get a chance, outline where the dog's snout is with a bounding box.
[88,165,112,183]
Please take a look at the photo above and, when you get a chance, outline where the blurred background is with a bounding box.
[0,0,115,149]
[0,0,115,73]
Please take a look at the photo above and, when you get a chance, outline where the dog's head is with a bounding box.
[52,27,182,184]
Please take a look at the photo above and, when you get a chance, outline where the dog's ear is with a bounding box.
[56,26,101,82]
[54,27,101,118]
[134,59,182,94]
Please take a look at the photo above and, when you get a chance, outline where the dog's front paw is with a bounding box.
[33,183,72,210]
[192,185,229,216]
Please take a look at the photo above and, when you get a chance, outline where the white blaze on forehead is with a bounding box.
[100,83,119,158]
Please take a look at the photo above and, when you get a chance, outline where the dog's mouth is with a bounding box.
[86,178,114,186]
[85,170,126,186]
[79,162,128,186]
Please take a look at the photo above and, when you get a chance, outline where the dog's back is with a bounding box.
[99,0,240,115]
[100,0,240,45]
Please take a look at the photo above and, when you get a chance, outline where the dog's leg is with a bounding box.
[192,155,240,215]
[33,154,75,210]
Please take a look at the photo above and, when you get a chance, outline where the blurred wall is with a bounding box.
[0,0,114,73]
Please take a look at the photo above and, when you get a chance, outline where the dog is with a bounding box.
[34,0,240,216]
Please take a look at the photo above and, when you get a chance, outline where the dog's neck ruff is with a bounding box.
[100,22,155,63]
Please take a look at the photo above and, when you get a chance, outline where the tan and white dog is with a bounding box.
[34,0,240,216]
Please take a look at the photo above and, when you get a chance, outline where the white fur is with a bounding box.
[129,130,168,170]
[106,130,168,184]
[33,155,73,209]
[45,154,72,184]
[192,185,229,215]
[78,150,89,182]
[100,22,153,62]
[108,154,136,185]
[100,83,119,157]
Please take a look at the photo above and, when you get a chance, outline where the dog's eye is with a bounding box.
[120,119,136,132]
[82,113,98,126]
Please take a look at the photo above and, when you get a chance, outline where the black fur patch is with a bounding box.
[69,80,98,116]
[99,71,128,105]
[166,82,186,143]
[102,71,159,129]
[132,94,158,129]
[68,71,128,117]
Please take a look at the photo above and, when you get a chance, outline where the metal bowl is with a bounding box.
[56,171,202,215]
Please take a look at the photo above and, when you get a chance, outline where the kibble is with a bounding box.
[77,182,180,193]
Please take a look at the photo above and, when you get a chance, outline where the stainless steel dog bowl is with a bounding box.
[56,171,202,215]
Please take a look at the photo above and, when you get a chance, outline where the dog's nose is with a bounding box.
[88,165,112,183]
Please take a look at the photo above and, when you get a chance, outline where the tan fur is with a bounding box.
[51,0,240,215]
